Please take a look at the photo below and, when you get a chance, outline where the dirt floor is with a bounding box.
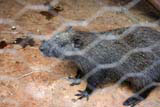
[0,0,160,107]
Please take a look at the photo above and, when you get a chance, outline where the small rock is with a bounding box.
[0,41,7,49]
[11,26,16,30]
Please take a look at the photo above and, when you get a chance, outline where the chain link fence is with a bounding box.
[0,0,160,107]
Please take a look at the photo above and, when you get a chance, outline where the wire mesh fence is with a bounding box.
[0,0,160,107]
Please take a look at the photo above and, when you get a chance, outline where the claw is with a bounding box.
[123,95,143,107]
[70,82,80,86]
[75,90,89,101]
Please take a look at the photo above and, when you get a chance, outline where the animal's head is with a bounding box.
[40,28,96,59]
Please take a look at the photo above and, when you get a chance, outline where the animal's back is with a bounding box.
[81,27,160,75]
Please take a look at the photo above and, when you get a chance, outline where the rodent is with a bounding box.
[40,26,160,107]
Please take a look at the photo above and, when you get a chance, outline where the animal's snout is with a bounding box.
[39,43,51,57]
[39,40,49,52]
[39,45,45,52]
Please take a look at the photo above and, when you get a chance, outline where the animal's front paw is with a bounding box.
[68,76,81,86]
[123,95,143,107]
[75,90,89,100]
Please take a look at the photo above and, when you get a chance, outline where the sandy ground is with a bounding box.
[0,0,160,107]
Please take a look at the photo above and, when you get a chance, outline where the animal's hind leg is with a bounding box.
[123,81,156,107]
[68,68,84,86]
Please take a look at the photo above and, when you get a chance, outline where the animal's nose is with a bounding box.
[39,40,47,52]
[39,45,44,52]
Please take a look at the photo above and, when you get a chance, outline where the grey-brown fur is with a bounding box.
[40,27,160,107]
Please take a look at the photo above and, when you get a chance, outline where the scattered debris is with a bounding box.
[54,5,63,12]
[0,41,7,49]
[13,37,35,48]
[11,26,16,30]
[40,2,63,20]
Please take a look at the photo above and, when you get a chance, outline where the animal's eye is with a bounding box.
[74,38,80,44]
[73,38,83,48]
